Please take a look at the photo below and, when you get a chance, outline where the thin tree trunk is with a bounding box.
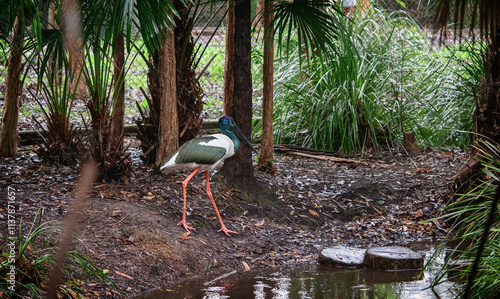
[112,32,125,149]
[253,0,265,28]
[48,3,59,87]
[223,1,235,116]
[0,16,24,157]
[156,27,179,166]
[64,0,86,99]
[258,0,274,171]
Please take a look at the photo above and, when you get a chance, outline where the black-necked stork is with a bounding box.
[160,115,255,236]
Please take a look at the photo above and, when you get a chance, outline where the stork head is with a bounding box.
[219,116,256,153]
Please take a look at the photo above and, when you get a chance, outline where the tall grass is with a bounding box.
[263,8,480,153]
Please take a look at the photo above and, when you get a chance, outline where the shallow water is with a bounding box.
[139,247,455,299]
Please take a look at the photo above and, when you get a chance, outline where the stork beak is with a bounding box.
[233,124,257,153]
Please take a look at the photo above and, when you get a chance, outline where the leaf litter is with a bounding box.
[0,138,465,297]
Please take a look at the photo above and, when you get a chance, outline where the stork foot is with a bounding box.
[178,220,195,232]
[218,226,238,236]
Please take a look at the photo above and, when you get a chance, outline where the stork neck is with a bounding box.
[223,130,240,152]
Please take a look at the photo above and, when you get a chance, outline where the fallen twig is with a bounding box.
[287,151,362,164]
[203,270,238,286]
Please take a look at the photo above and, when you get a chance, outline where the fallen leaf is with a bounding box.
[254,219,265,227]
[443,152,453,157]
[179,231,192,240]
[115,271,133,280]
[416,167,430,173]
[309,210,319,217]
[100,192,115,199]
[413,209,424,218]
[111,210,123,217]
[90,290,100,296]
[242,261,250,271]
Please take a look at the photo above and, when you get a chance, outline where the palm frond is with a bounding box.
[271,0,343,63]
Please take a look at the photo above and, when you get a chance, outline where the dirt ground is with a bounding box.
[0,139,466,297]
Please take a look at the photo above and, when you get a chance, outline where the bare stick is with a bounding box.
[44,162,97,298]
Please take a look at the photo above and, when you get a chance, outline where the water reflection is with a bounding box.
[138,248,454,299]
[253,280,271,298]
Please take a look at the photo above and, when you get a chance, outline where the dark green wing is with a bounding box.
[175,136,227,165]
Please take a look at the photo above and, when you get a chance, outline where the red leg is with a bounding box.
[178,167,200,232]
[205,171,238,236]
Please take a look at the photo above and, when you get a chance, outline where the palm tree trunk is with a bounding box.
[454,25,500,187]
[156,27,179,166]
[0,16,24,157]
[258,0,274,171]
[112,32,125,149]
[476,36,500,144]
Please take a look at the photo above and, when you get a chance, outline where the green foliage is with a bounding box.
[30,23,83,165]
[81,37,135,179]
[0,0,47,48]
[0,208,115,298]
[262,8,478,153]
[271,0,343,64]
[428,141,500,298]
[80,0,180,54]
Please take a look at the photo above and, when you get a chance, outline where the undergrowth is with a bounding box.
[0,208,116,298]
[428,140,500,298]
[255,8,480,153]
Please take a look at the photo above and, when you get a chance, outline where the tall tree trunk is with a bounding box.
[219,0,265,199]
[156,27,179,166]
[258,0,275,171]
[0,16,24,157]
[112,32,125,149]
[223,1,235,115]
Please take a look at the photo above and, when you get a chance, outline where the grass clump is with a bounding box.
[427,140,500,298]
[0,208,116,298]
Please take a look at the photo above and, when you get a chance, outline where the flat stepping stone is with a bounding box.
[318,246,366,267]
[364,246,423,271]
